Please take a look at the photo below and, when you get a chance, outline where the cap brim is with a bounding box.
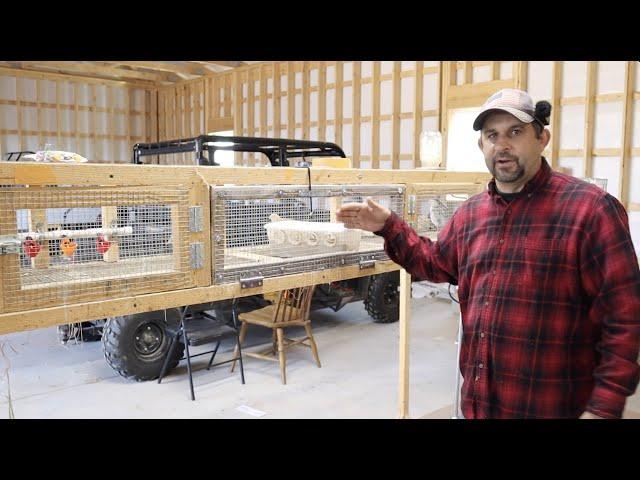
[473,107,535,131]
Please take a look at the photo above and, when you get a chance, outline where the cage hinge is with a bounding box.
[189,242,204,269]
[189,206,203,232]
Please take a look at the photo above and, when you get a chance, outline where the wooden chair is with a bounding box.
[230,285,319,384]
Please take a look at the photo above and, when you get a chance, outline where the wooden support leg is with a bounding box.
[276,328,286,384]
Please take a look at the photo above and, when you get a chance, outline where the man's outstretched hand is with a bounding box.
[336,197,391,232]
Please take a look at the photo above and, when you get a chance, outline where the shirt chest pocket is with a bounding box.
[522,236,575,289]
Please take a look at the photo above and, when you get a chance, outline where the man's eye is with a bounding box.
[512,129,521,135]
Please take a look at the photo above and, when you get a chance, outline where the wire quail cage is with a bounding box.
[411,184,484,238]
[0,186,193,313]
[211,184,406,285]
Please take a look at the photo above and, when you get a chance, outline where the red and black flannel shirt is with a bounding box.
[377,158,640,418]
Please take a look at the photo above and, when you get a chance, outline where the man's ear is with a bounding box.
[540,128,551,149]
[478,136,483,151]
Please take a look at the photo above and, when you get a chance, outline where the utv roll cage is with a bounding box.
[132,135,346,167]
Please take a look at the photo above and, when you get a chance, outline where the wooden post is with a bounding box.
[260,65,267,141]
[101,206,120,263]
[318,61,326,141]
[413,61,424,169]
[302,62,310,140]
[352,62,361,168]
[273,62,281,138]
[392,61,401,169]
[582,61,597,178]
[398,268,411,419]
[550,61,563,169]
[335,61,343,147]
[619,61,635,204]
[36,79,43,150]
[247,69,255,166]
[287,61,295,140]
[233,70,242,166]
[55,80,61,149]
[372,62,380,169]
[16,77,24,150]
[491,61,499,81]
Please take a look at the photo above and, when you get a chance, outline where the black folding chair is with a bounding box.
[158,299,245,400]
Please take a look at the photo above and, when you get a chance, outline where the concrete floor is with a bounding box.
[1,296,639,419]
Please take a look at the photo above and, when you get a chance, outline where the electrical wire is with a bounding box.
[448,283,459,304]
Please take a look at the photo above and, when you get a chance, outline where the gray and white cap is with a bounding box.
[473,88,540,131]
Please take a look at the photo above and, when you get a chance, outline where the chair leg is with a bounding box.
[206,341,221,370]
[304,323,321,368]
[272,329,278,356]
[158,331,180,384]
[236,332,246,385]
[179,306,195,401]
[230,322,248,373]
[276,328,286,385]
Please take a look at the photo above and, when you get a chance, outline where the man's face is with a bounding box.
[478,112,549,188]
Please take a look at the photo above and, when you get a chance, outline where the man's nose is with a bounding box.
[494,135,511,151]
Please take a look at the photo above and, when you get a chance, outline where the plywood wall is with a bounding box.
[0,68,157,164]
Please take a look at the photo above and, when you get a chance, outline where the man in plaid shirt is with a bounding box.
[337,88,640,419]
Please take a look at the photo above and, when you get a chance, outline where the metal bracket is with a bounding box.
[189,206,203,232]
[359,259,376,270]
[240,275,264,289]
[408,194,416,215]
[189,242,204,269]
[0,236,21,255]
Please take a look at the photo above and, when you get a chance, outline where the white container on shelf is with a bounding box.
[264,220,361,254]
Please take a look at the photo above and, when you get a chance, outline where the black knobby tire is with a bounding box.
[364,272,400,323]
[102,314,184,382]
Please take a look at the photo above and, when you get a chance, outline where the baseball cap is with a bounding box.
[473,88,542,131]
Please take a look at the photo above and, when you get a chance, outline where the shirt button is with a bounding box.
[479,363,484,369]
[499,239,504,244]
[492,270,496,275]
[484,301,489,306]
[527,193,532,198]
[475,375,480,381]
[480,332,485,338]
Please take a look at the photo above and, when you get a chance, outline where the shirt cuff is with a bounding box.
[373,211,399,237]
[585,385,627,419]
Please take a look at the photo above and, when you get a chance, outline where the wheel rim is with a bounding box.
[383,280,399,306]
[133,323,164,356]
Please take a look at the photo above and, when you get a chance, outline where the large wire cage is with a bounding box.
[411,184,485,238]
[0,186,193,313]
[211,184,406,284]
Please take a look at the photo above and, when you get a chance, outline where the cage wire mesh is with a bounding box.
[414,192,473,238]
[582,177,608,192]
[212,184,405,284]
[0,186,191,313]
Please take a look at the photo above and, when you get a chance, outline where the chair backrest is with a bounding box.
[272,285,316,324]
